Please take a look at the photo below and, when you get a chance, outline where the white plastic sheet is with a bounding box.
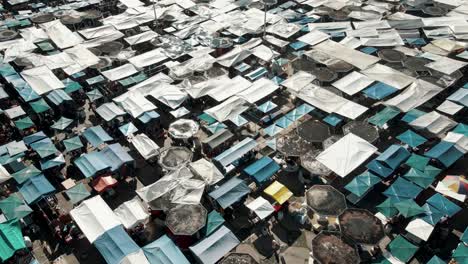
[130,134,160,160]
[114,197,149,229]
[313,40,380,70]
[410,111,457,135]
[40,20,83,49]
[21,66,65,95]
[102,64,139,81]
[384,79,443,112]
[246,197,275,220]
[189,158,224,185]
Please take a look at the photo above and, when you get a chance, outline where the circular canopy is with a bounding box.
[158,147,193,170]
[0,30,18,41]
[165,204,207,236]
[306,185,347,216]
[291,58,316,72]
[31,13,55,23]
[342,121,379,143]
[300,149,331,176]
[338,209,385,245]
[60,15,83,25]
[312,67,338,83]
[82,10,102,19]
[277,132,314,157]
[297,120,331,143]
[90,57,112,69]
[97,41,124,54]
[220,253,258,264]
[377,49,406,63]
[168,119,199,139]
[311,232,360,264]
[328,60,353,73]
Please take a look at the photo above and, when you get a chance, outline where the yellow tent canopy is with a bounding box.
[264,181,292,204]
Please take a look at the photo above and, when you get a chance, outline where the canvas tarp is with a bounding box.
[114,197,149,229]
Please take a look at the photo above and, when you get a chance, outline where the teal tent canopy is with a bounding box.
[119,122,138,136]
[209,177,250,209]
[23,131,47,145]
[0,195,33,220]
[425,141,464,167]
[368,106,400,127]
[83,126,113,147]
[206,122,227,134]
[74,152,110,178]
[30,139,58,159]
[345,171,381,197]
[402,168,435,188]
[244,156,280,184]
[40,155,65,170]
[63,136,84,152]
[205,210,225,236]
[51,117,73,130]
[0,219,26,262]
[47,89,72,105]
[424,165,442,178]
[452,123,468,136]
[405,154,429,171]
[94,225,141,264]
[394,199,425,218]
[264,124,283,137]
[426,193,461,217]
[383,177,423,201]
[387,235,418,263]
[421,203,444,225]
[257,101,277,113]
[11,165,41,184]
[29,98,51,113]
[462,227,468,244]
[401,109,425,123]
[396,130,427,148]
[14,116,34,130]
[143,235,190,264]
[86,89,103,101]
[138,111,160,124]
[19,174,55,204]
[452,243,468,264]
[65,183,90,204]
[427,255,446,264]
[363,82,398,100]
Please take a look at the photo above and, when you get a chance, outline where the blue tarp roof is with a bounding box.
[425,141,464,167]
[40,155,65,170]
[209,177,250,209]
[452,123,468,136]
[214,138,257,167]
[421,203,444,225]
[344,171,381,197]
[383,177,423,202]
[244,156,280,184]
[47,89,72,105]
[100,143,134,171]
[19,174,55,204]
[23,131,47,145]
[143,235,190,264]
[30,138,58,159]
[363,82,398,100]
[83,126,113,147]
[11,165,41,184]
[74,152,111,178]
[94,225,141,264]
[189,225,240,264]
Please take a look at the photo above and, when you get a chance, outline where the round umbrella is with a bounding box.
[311,232,360,264]
[168,119,199,139]
[83,9,102,20]
[165,204,207,236]
[342,121,379,143]
[220,253,258,264]
[300,149,331,176]
[306,185,347,216]
[297,120,331,144]
[0,30,18,41]
[60,15,83,25]
[277,131,314,157]
[338,209,384,245]
[377,49,406,63]
[31,13,55,23]
[292,58,316,72]
[158,147,193,170]
[97,41,124,54]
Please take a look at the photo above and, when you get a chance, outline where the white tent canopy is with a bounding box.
[316,133,377,177]
[21,66,65,95]
[435,181,466,202]
[114,197,149,229]
[361,63,415,90]
[40,20,83,49]
[384,79,443,112]
[313,40,380,70]
[332,71,374,96]
[70,196,121,242]
[238,78,279,104]
[405,219,434,241]
[102,64,139,81]
[0,164,12,184]
[409,111,457,135]
[189,158,224,185]
[282,71,315,93]
[296,83,368,120]
[246,197,275,220]
[96,102,126,121]
[205,96,250,122]
[130,134,160,160]
[189,225,240,264]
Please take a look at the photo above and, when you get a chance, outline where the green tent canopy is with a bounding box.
[0,195,33,220]
[424,165,442,178]
[65,183,90,204]
[405,154,429,171]
[29,98,51,114]
[427,255,446,264]
[394,199,425,218]
[14,117,34,130]
[345,171,381,197]
[387,235,418,263]
[63,136,84,152]
[368,107,400,128]
[402,168,435,188]
[452,243,468,264]
[11,165,41,184]
[0,219,26,262]
[204,210,225,236]
[376,198,398,218]
[396,130,427,148]
[51,117,73,130]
